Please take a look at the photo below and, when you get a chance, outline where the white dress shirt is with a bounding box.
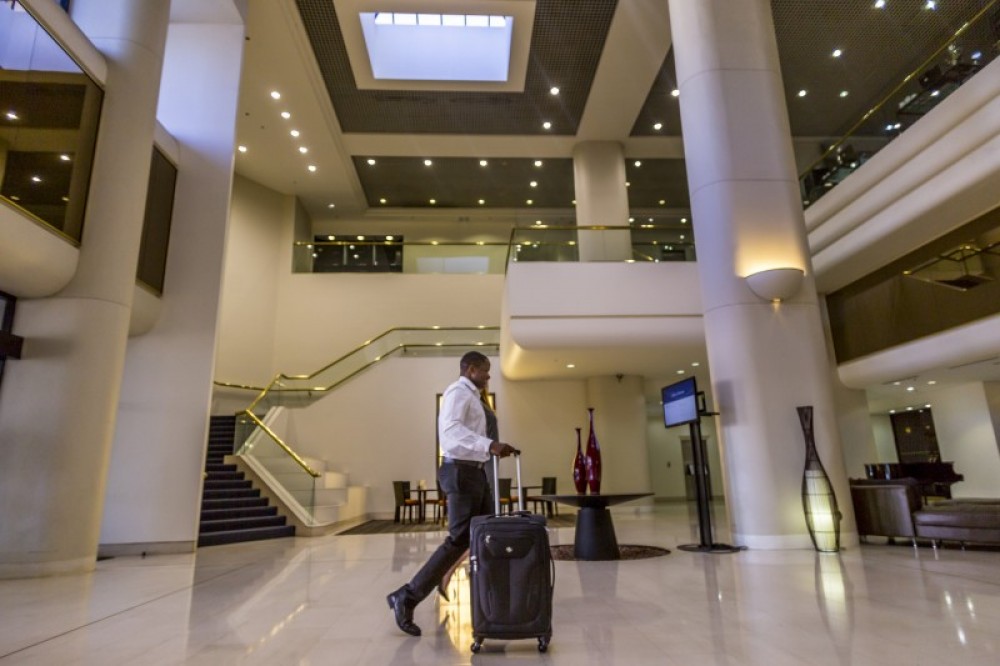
[438,376,493,462]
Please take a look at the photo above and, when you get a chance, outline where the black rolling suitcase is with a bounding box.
[469,452,554,653]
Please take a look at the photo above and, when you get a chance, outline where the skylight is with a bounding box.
[360,12,514,82]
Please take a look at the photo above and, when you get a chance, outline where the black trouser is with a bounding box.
[404,461,492,604]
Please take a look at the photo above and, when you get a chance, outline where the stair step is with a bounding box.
[205,470,244,481]
[202,488,260,499]
[205,463,238,473]
[201,506,277,521]
[199,515,288,533]
[204,479,252,490]
[197,525,295,547]
[201,497,268,510]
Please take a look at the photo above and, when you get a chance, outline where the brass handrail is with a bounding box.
[226,327,500,478]
[798,0,999,181]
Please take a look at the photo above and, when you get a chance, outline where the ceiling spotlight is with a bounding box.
[681,217,688,223]
[478,199,485,205]
[542,121,552,130]
[874,0,886,8]
[797,89,808,97]
[386,235,394,240]
[691,362,700,367]
[679,234,685,240]
[676,369,685,375]
[270,90,281,99]
[424,159,433,166]
[927,380,937,385]
[281,111,291,119]
[299,147,308,154]
[31,175,42,183]
[530,181,538,187]
[840,90,849,98]
[671,89,680,97]
[307,165,317,172]
[634,160,642,167]
[367,158,376,166]
[625,181,631,187]
[357,235,365,240]
[889,409,896,414]
[429,198,436,204]
[290,129,300,137]
[925,0,936,9]
[659,199,666,205]
[628,217,635,222]
[237,145,247,153]
[566,364,575,369]
[534,220,543,225]
[327,203,336,208]
[526,199,533,205]
[906,386,915,392]
[653,122,662,130]
[479,159,488,167]
[534,160,543,167]
[550,86,560,95]
[379,198,387,204]
[59,154,71,161]
[832,48,842,58]
[5,111,19,120]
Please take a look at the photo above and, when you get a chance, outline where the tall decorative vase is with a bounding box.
[585,408,602,494]
[798,406,841,552]
[572,427,587,494]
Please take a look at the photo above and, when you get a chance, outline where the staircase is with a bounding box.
[198,415,295,547]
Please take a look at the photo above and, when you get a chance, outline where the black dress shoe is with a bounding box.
[386,588,421,636]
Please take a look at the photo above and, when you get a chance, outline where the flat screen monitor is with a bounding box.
[662,376,699,428]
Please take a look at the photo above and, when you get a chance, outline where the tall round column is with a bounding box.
[0,0,169,577]
[572,141,632,261]
[667,0,856,548]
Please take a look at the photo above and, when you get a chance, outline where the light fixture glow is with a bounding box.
[634,160,642,167]
[526,199,533,205]
[5,111,19,120]
[327,203,336,209]
[479,159,488,167]
[566,364,575,369]
[299,147,308,154]
[925,0,936,9]
[653,122,662,130]
[671,89,680,97]
[290,129,300,137]
[832,48,842,57]
[424,159,433,166]
[550,86,560,95]
[530,181,537,187]
[307,165,317,172]
[367,158,376,165]
[542,121,552,130]
[270,90,281,99]
[59,154,71,161]
[874,0,886,8]
[429,198,436,204]
[839,90,849,98]
[379,198,387,204]
[478,199,485,205]
[31,176,41,183]
[238,145,247,153]
[281,111,291,119]
[906,386,915,392]
[534,160,543,167]
[659,199,666,205]
[798,89,808,97]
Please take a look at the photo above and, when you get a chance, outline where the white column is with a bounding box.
[100,15,247,553]
[0,0,169,577]
[667,0,856,548]
[573,141,632,261]
[585,375,651,498]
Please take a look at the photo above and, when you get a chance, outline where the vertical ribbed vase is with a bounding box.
[798,406,841,552]
[585,408,602,494]
[572,427,587,494]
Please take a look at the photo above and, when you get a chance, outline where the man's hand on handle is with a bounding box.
[489,441,519,458]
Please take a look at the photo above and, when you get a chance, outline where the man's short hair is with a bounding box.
[460,351,489,373]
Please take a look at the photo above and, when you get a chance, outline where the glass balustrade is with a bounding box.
[799,1,999,207]
[509,224,695,263]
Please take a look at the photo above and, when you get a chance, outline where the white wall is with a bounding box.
[646,406,723,500]
[931,382,1000,498]
[871,413,898,465]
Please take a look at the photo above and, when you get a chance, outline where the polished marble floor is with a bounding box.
[1,504,998,665]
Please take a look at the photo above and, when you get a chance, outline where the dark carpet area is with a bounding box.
[338,514,576,535]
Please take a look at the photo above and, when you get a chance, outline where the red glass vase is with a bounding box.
[572,427,587,493]
[585,408,602,494]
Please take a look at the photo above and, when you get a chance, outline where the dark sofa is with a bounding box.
[914,499,1000,546]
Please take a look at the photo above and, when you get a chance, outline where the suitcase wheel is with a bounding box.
[471,639,482,653]
[538,636,550,653]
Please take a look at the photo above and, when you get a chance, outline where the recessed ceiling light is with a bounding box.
[379,198,387,204]
[327,203,336,208]
[681,217,688,223]
[930,90,940,97]
[5,111,19,120]
[534,220,543,225]
[625,181,631,187]
[971,51,982,60]
[281,111,291,119]
[628,217,635,222]
[31,175,41,183]
[648,217,654,222]
[924,403,932,408]
[290,129,300,137]
[889,409,896,414]
[357,235,365,240]
[429,198,436,204]
[530,181,538,187]
[653,122,662,130]
[61,196,69,202]
[270,90,281,99]
[237,145,247,153]
[659,199,666,205]
[572,199,576,205]
[874,0,886,8]
[479,159,488,167]
[797,89,807,97]
[832,48,842,58]
[676,369,685,375]
[906,386,915,392]
[10,195,19,200]
[367,158,376,165]
[671,89,680,97]
[424,159,433,166]
[526,199,533,205]
[307,165,317,172]
[550,86,560,95]
[839,90,849,98]
[634,160,642,167]
[478,199,485,205]
[691,362,700,367]
[927,380,936,385]
[299,147,308,154]
[386,235,394,240]
[59,154,71,161]
[906,406,914,411]
[542,121,552,130]
[925,0,936,9]
[534,160,543,167]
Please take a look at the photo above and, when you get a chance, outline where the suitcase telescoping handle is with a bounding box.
[491,450,525,516]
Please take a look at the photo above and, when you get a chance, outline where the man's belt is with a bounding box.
[442,457,486,469]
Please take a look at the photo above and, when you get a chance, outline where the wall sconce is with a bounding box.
[745,267,805,302]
